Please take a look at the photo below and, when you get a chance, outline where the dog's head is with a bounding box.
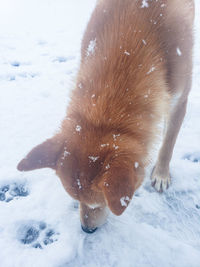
[17,123,143,232]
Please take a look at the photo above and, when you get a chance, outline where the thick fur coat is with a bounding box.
[18,0,194,231]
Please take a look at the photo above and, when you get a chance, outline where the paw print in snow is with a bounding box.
[0,183,29,202]
[183,152,200,163]
[17,221,59,249]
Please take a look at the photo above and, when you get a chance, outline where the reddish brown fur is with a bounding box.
[17,0,194,230]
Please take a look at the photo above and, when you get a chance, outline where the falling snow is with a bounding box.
[176,47,182,56]
[124,50,131,56]
[86,38,97,57]
[0,0,200,266]
[75,125,82,132]
[141,0,149,8]
[120,196,130,207]
[88,156,100,162]
[142,39,147,45]
[134,162,139,169]
[77,179,82,189]
[113,134,120,141]
[113,144,119,150]
[105,163,110,170]
[101,143,110,148]
[63,150,71,158]
[147,66,156,75]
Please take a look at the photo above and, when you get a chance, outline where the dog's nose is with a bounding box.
[81,225,97,234]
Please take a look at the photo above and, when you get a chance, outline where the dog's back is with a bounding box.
[80,0,194,94]
[68,0,194,160]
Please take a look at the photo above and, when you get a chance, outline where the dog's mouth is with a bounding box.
[81,225,97,234]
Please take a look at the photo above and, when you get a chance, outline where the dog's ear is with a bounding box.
[17,134,64,171]
[97,164,136,216]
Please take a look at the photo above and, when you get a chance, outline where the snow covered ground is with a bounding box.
[0,0,200,266]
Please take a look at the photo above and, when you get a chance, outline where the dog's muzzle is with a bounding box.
[81,225,97,234]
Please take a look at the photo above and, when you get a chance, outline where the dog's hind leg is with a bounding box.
[151,0,194,192]
[151,93,190,192]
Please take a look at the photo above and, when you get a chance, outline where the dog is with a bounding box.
[17,0,194,233]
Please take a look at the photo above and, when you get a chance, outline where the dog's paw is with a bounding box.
[17,221,59,249]
[151,167,171,193]
[0,182,29,202]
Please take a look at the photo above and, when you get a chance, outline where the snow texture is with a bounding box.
[0,0,200,267]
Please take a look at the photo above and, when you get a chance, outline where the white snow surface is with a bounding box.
[0,1,200,266]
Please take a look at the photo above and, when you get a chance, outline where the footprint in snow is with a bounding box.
[53,56,75,63]
[17,221,59,249]
[0,182,29,202]
[2,72,38,82]
[183,152,200,163]
[38,40,47,46]
[11,61,20,67]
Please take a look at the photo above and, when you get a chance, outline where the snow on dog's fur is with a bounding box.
[17,0,194,232]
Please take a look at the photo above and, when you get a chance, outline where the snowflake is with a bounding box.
[77,179,82,189]
[176,47,182,56]
[147,66,156,75]
[141,0,149,8]
[134,162,139,169]
[124,50,130,56]
[86,39,97,57]
[88,156,99,162]
[120,196,130,207]
[76,125,82,132]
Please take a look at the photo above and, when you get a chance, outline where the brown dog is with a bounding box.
[17,0,194,233]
